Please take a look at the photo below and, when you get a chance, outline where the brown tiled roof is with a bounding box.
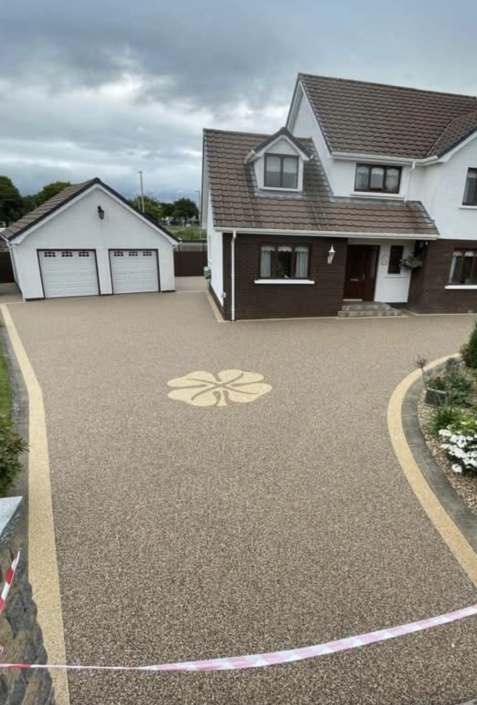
[204,128,439,236]
[3,180,98,241]
[428,109,477,157]
[298,74,477,159]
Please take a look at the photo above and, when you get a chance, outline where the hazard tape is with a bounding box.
[0,551,21,657]
[1,599,477,672]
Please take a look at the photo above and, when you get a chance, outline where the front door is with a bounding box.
[343,245,378,301]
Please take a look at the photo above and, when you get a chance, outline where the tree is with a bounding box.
[160,202,174,219]
[21,194,38,215]
[129,195,162,222]
[0,176,23,225]
[35,181,71,207]
[172,197,199,224]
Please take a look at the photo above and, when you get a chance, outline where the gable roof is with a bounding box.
[204,128,438,237]
[297,74,477,159]
[2,177,178,243]
[247,126,311,161]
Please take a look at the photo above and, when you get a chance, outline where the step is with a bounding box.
[338,309,403,318]
[341,302,391,312]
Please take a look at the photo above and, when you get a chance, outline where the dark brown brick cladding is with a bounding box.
[221,233,347,320]
[409,239,477,313]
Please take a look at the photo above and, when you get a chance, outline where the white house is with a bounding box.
[202,74,477,319]
[2,178,177,300]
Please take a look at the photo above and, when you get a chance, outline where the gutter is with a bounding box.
[331,152,439,167]
[231,230,237,322]
[219,227,438,240]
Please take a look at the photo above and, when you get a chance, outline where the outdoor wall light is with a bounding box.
[97,206,105,220]
[327,245,335,265]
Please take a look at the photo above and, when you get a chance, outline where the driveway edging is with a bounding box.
[0,304,70,705]
[388,355,477,589]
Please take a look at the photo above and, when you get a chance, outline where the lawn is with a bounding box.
[167,225,206,241]
[0,322,11,417]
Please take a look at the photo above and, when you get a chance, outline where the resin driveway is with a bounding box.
[8,293,477,705]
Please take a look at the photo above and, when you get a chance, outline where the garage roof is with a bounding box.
[2,178,178,243]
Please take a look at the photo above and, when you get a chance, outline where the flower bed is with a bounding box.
[418,399,477,518]
[416,319,477,519]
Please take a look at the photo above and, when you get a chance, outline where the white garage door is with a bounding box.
[110,250,159,294]
[39,250,99,298]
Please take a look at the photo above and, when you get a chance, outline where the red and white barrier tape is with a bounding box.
[0,551,21,656]
[1,598,477,673]
[0,551,20,619]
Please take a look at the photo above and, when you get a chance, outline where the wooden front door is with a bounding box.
[343,245,378,301]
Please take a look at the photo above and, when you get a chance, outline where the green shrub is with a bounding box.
[0,414,27,496]
[446,367,473,406]
[460,343,471,367]
[428,406,466,435]
[464,320,477,369]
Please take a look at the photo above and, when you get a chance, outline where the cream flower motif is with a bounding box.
[167,369,272,407]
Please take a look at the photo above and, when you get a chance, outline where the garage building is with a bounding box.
[2,178,178,300]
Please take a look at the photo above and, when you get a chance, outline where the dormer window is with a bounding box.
[355,164,401,194]
[244,127,310,193]
[264,155,299,189]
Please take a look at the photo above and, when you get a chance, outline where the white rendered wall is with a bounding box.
[409,137,477,241]
[206,191,223,303]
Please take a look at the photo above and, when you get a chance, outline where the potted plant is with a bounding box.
[400,255,423,270]
[415,356,446,406]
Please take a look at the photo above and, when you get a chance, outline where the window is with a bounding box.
[142,251,152,257]
[259,245,309,279]
[128,251,139,257]
[43,251,56,258]
[61,251,73,258]
[264,155,299,189]
[113,251,124,257]
[78,251,90,258]
[449,250,477,284]
[463,168,477,206]
[388,245,404,274]
[355,164,401,194]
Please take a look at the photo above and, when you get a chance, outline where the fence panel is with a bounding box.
[174,240,207,277]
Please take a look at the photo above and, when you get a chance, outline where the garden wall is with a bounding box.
[0,497,55,705]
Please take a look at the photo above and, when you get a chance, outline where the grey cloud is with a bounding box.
[1,0,477,196]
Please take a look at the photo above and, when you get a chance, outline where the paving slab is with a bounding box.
[8,293,477,705]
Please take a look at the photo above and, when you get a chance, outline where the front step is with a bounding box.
[338,302,403,318]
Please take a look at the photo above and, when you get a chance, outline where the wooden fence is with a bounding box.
[0,252,14,283]
[174,240,207,277]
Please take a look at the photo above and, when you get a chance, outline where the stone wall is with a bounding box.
[0,497,55,705]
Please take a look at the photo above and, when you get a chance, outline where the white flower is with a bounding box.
[451,464,463,474]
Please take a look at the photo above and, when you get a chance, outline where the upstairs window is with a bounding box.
[355,164,401,194]
[260,245,309,279]
[463,168,477,206]
[264,155,299,189]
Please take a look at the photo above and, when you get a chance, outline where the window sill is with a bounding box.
[254,279,315,285]
[351,192,403,200]
[261,185,301,193]
[445,285,477,290]
[460,205,477,210]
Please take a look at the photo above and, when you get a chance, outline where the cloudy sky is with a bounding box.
[1,0,476,201]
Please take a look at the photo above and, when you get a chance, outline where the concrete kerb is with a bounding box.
[0,304,70,705]
[388,355,477,589]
